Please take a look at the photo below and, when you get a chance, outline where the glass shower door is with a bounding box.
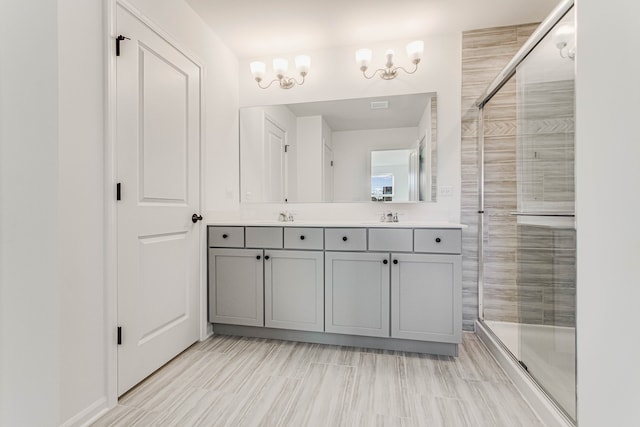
[479,6,576,422]
[515,8,576,420]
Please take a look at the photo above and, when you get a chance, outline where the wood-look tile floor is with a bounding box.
[93,333,543,427]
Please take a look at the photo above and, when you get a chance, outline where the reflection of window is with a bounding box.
[371,174,394,201]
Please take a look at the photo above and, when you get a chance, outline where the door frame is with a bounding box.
[105,0,207,407]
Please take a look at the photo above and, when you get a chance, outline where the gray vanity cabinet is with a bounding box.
[325,252,390,338]
[391,253,461,343]
[264,250,324,332]
[208,248,264,327]
[208,224,463,356]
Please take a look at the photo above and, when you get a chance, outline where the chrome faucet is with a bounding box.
[386,211,393,222]
[392,212,399,222]
[279,211,294,222]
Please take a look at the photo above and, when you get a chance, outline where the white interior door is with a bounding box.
[264,118,286,202]
[116,5,201,396]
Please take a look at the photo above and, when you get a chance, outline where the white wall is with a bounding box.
[333,127,418,202]
[0,1,239,425]
[0,1,60,425]
[575,0,640,425]
[58,0,107,424]
[220,34,460,222]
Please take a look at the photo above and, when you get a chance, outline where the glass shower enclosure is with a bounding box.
[477,4,576,423]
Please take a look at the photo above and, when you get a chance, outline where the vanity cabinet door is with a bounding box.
[264,250,324,332]
[325,252,390,338]
[391,253,461,343]
[208,248,264,327]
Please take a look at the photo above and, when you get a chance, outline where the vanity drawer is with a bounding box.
[284,227,323,250]
[325,228,367,251]
[245,227,283,248]
[414,229,461,254]
[368,228,413,252]
[209,226,244,248]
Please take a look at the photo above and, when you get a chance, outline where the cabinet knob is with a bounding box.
[256,255,261,260]
[435,237,441,243]
[264,255,270,260]
[342,236,348,241]
[393,259,398,264]
[300,235,305,240]
[383,259,388,264]
[222,234,228,239]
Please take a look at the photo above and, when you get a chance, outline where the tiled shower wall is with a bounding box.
[460,24,538,331]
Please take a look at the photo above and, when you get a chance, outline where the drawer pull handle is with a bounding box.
[222,234,228,239]
[300,235,305,240]
[383,259,388,264]
[256,255,261,260]
[393,259,398,265]
[342,236,348,241]
[264,255,270,260]
[435,237,441,243]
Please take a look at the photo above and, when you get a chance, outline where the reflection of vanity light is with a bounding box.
[554,24,575,60]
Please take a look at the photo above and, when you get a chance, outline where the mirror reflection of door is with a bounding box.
[323,140,334,202]
[264,118,287,202]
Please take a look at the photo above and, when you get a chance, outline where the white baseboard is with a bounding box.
[59,397,111,427]
[475,320,575,427]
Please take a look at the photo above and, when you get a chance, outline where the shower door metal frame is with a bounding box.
[476,0,575,321]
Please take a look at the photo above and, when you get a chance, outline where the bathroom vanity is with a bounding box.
[207,221,463,356]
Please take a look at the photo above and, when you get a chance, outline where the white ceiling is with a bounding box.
[186,0,560,58]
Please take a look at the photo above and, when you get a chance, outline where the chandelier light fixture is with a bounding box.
[250,55,311,89]
[355,40,424,80]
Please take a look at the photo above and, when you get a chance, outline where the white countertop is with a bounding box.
[205,219,466,229]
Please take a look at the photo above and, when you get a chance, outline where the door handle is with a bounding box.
[192,213,203,223]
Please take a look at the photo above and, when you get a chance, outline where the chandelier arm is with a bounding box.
[290,74,306,86]
[361,69,381,80]
[257,78,280,89]
[394,62,420,75]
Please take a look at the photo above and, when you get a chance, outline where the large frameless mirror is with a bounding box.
[239,93,437,203]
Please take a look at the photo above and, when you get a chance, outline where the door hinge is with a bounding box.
[116,183,121,201]
[116,35,130,57]
[331,160,334,166]
[117,326,122,345]
[284,144,290,153]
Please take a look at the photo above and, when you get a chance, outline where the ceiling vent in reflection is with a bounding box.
[370,101,389,110]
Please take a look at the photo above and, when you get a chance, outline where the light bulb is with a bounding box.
[554,24,574,49]
[272,58,288,76]
[249,61,266,80]
[295,55,311,75]
[406,40,424,62]
[385,49,395,68]
[355,48,372,69]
